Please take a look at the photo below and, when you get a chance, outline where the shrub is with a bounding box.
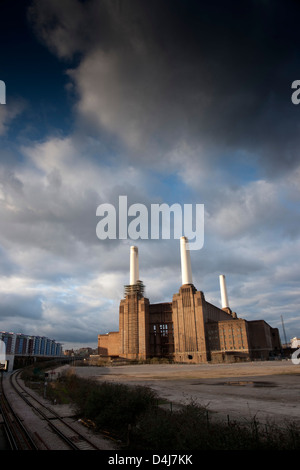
[130,402,300,450]
[24,368,300,450]
[56,374,158,440]
[84,382,157,439]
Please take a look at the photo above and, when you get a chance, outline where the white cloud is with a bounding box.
[0,0,299,349]
[0,99,25,135]
[207,179,279,239]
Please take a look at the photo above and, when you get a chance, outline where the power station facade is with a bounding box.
[98,239,281,363]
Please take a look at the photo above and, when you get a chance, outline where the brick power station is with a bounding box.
[98,238,281,363]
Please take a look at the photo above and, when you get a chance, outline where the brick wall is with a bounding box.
[172,286,208,363]
[98,332,120,356]
[206,319,250,356]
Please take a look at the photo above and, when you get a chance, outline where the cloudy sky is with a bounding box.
[0,0,299,350]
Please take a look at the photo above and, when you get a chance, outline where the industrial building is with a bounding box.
[98,238,281,363]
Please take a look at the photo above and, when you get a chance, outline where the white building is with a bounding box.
[291,337,300,349]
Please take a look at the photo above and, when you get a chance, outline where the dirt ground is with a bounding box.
[62,360,300,425]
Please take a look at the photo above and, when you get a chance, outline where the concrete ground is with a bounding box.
[64,360,300,426]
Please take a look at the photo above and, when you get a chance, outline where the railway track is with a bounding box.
[0,370,104,450]
[0,372,38,450]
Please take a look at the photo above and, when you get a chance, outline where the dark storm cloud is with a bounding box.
[0,293,43,320]
[29,0,300,175]
[0,0,298,347]
[0,246,17,276]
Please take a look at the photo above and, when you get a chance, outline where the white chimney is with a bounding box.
[180,236,193,285]
[219,274,229,309]
[130,246,139,285]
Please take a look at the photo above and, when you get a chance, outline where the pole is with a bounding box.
[281,315,288,346]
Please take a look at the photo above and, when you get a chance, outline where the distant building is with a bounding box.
[64,347,96,357]
[64,349,75,357]
[291,337,300,349]
[76,347,95,357]
[98,240,281,363]
[0,331,63,357]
